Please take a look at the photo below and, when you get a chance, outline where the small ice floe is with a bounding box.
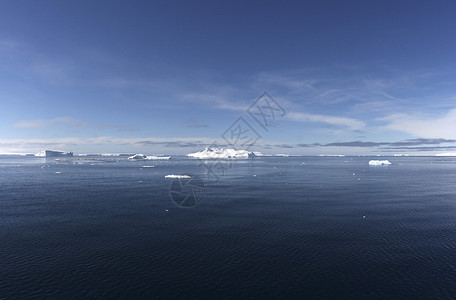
[165,174,191,179]
[368,160,392,166]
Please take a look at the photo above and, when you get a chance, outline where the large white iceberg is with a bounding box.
[368,160,392,166]
[128,154,171,160]
[187,147,260,159]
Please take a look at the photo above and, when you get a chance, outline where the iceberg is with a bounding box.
[187,147,260,159]
[128,154,171,160]
[165,174,191,179]
[35,150,73,157]
[369,160,392,166]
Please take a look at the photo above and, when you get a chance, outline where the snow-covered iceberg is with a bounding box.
[187,147,260,159]
[128,154,171,160]
[369,160,392,166]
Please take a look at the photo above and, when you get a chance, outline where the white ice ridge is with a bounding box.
[369,160,392,166]
[187,147,261,159]
[165,174,191,179]
[128,154,171,160]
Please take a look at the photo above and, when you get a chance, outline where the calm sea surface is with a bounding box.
[1,156,456,299]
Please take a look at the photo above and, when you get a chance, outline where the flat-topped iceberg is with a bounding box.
[187,147,260,159]
[369,160,392,166]
[35,150,73,157]
[128,154,171,160]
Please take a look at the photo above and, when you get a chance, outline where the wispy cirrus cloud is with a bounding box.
[0,136,216,154]
[380,109,456,139]
[267,138,456,153]
[287,111,365,131]
[0,39,23,50]
[13,117,88,129]
[13,117,140,133]
[180,93,249,111]
[183,118,208,128]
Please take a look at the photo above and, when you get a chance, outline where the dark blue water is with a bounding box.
[1,156,456,299]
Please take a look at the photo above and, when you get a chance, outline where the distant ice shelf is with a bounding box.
[369,160,392,166]
[435,153,456,157]
[187,147,261,159]
[128,154,171,160]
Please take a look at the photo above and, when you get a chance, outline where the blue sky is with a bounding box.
[2,0,456,155]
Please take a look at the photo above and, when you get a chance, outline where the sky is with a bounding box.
[1,0,456,155]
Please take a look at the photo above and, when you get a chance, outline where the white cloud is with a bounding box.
[287,111,366,131]
[13,117,88,129]
[381,109,456,139]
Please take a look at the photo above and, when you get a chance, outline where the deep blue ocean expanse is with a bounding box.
[1,155,456,299]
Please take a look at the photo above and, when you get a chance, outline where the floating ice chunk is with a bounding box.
[35,150,73,157]
[165,174,191,179]
[128,154,171,160]
[187,147,259,159]
[146,155,171,160]
[368,160,392,166]
[128,154,147,160]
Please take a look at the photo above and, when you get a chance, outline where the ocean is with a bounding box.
[1,155,456,299]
